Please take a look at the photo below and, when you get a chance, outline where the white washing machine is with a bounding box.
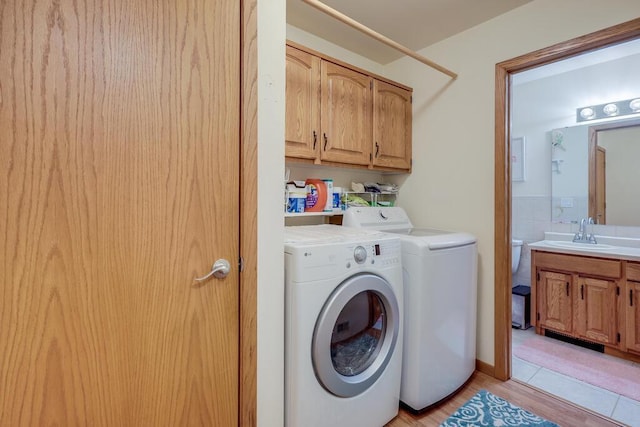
[284,225,403,427]
[342,207,477,411]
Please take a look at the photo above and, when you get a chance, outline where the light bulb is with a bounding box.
[603,103,619,116]
[630,98,640,112]
[579,107,595,120]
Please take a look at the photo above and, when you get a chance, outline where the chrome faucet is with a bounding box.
[573,217,597,244]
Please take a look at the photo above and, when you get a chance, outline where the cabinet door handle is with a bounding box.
[631,289,634,307]
[323,133,328,150]
[375,141,380,157]
[313,131,317,149]
[566,282,569,296]
[580,284,584,300]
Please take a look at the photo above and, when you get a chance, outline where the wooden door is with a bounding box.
[372,80,412,170]
[0,1,240,425]
[320,61,372,166]
[575,277,617,346]
[537,271,573,334]
[285,46,321,161]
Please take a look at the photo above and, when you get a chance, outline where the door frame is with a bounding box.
[241,0,258,424]
[493,18,640,381]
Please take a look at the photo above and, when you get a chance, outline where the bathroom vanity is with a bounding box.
[529,233,640,362]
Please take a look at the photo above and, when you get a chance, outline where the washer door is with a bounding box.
[312,273,400,398]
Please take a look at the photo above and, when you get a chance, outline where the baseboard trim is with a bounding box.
[476,359,495,377]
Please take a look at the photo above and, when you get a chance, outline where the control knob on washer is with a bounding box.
[353,246,367,264]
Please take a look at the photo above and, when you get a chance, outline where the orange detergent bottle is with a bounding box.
[305,179,327,212]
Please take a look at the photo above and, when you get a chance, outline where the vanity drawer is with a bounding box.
[534,251,622,279]
[627,262,640,282]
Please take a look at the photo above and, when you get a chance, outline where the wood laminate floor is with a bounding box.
[385,371,623,427]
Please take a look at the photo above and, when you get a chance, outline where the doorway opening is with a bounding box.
[495,17,640,424]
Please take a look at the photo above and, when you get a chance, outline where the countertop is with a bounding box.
[528,232,640,261]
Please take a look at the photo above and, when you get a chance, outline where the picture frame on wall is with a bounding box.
[511,136,525,182]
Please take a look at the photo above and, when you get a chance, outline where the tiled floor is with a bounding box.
[512,328,640,427]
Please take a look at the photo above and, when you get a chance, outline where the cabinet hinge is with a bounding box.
[370,153,373,162]
[616,286,620,296]
[536,313,540,321]
[370,81,373,90]
[410,95,413,104]
[617,333,621,343]
[537,272,540,281]
[238,256,244,273]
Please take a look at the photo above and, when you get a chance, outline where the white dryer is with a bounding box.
[284,225,403,427]
[342,207,477,411]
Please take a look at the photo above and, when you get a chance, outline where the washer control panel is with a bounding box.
[285,237,401,282]
[353,246,367,264]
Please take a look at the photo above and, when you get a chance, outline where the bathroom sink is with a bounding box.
[544,241,615,251]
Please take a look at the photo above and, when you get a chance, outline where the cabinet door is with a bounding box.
[285,46,321,160]
[627,280,640,353]
[575,276,618,346]
[538,271,573,333]
[320,61,372,166]
[372,80,412,170]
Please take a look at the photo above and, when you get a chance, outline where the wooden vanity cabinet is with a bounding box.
[537,270,573,334]
[575,276,618,346]
[285,42,412,171]
[626,262,640,354]
[532,251,622,348]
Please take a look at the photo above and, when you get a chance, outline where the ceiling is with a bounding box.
[287,0,533,64]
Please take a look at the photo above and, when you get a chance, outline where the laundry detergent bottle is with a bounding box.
[304,179,327,212]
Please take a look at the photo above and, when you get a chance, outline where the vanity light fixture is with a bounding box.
[576,96,640,122]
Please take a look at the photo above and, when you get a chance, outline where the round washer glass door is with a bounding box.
[312,273,400,398]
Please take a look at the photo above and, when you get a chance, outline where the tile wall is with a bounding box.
[512,195,640,287]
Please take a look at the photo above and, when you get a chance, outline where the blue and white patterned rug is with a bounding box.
[440,390,559,427]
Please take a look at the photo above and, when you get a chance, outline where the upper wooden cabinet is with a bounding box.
[372,80,412,170]
[285,42,412,171]
[320,61,372,166]
[285,47,321,161]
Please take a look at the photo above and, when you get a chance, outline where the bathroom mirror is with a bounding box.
[550,118,640,226]
[588,119,640,226]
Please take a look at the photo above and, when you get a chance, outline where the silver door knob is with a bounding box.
[194,259,231,282]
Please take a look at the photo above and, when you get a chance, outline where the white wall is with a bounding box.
[379,0,640,366]
[257,0,286,425]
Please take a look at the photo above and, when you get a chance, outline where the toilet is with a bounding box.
[511,239,530,328]
[512,239,523,274]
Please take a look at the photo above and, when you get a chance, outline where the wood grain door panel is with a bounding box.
[285,46,321,160]
[372,80,412,170]
[628,280,640,354]
[575,276,617,345]
[320,61,372,166]
[538,271,572,333]
[0,0,239,425]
